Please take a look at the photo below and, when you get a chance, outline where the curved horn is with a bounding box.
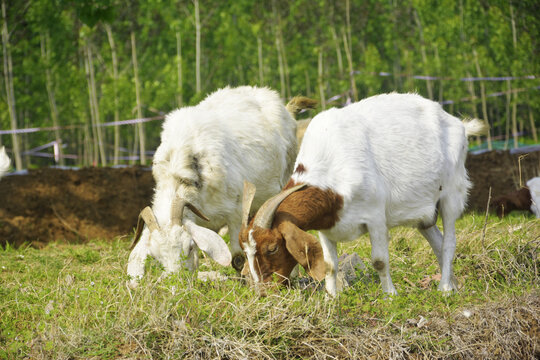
[242,181,257,227]
[171,190,210,226]
[253,184,307,229]
[130,206,160,250]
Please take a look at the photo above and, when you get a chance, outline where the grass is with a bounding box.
[0,212,538,359]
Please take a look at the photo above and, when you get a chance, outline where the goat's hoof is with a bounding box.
[232,254,245,272]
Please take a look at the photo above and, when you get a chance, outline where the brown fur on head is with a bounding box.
[491,187,532,218]
[239,221,326,284]
[239,181,343,286]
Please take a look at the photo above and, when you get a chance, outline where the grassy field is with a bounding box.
[1,212,538,359]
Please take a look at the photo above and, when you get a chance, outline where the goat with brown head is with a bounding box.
[239,181,341,286]
[239,93,489,297]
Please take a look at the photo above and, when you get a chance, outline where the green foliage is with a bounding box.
[0,0,539,167]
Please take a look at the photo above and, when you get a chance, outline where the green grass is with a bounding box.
[0,213,538,359]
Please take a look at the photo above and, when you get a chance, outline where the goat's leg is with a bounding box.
[438,198,459,293]
[419,225,444,267]
[318,232,339,297]
[419,225,458,287]
[368,222,397,295]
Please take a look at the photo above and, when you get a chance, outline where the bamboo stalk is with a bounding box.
[343,0,357,101]
[257,37,264,86]
[341,30,357,102]
[2,0,22,170]
[176,31,183,107]
[86,44,107,166]
[413,9,433,100]
[105,24,120,165]
[473,49,492,150]
[194,0,201,94]
[40,32,65,166]
[317,48,326,110]
[131,31,146,165]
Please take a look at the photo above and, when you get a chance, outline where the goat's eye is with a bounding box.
[267,244,279,255]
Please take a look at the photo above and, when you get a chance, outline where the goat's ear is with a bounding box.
[185,221,232,266]
[279,222,326,281]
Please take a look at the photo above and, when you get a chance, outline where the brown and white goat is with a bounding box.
[239,93,489,297]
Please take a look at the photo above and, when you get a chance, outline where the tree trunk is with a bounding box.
[85,43,107,166]
[413,9,433,99]
[344,0,357,101]
[131,31,146,165]
[105,24,120,165]
[194,0,201,94]
[341,30,357,102]
[176,31,183,107]
[528,102,538,143]
[317,49,326,110]
[330,26,343,76]
[272,0,286,98]
[473,49,492,150]
[40,32,64,166]
[1,0,22,170]
[257,37,264,86]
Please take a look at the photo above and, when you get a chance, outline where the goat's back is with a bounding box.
[293,93,470,227]
[153,86,297,223]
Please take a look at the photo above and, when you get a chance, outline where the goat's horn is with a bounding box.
[130,206,160,250]
[242,181,257,227]
[253,184,307,229]
[171,190,210,226]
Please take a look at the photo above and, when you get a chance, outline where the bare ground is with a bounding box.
[0,150,538,248]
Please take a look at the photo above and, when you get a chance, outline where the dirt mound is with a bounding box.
[0,150,538,248]
[0,166,154,248]
[466,150,540,212]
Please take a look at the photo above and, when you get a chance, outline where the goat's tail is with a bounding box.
[285,96,317,118]
[462,118,489,137]
[0,146,11,179]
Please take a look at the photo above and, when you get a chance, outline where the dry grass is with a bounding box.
[0,212,538,359]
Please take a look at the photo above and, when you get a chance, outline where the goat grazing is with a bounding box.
[491,187,533,218]
[127,86,316,288]
[240,93,488,296]
[0,146,10,179]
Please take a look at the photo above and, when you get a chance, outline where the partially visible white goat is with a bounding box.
[0,146,10,179]
[127,86,316,288]
[240,93,488,297]
[527,177,540,218]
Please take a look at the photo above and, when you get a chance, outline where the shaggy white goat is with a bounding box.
[240,93,488,297]
[127,86,315,288]
[0,146,10,179]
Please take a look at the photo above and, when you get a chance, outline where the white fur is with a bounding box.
[0,146,10,179]
[291,93,485,295]
[527,177,540,218]
[127,86,297,287]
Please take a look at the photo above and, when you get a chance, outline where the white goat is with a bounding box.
[127,86,316,288]
[0,146,10,179]
[240,93,488,297]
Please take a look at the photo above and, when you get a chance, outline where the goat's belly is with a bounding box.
[387,203,438,229]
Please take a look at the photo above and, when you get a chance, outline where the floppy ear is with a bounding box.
[185,220,232,266]
[279,222,326,281]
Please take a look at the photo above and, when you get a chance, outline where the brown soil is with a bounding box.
[0,150,538,248]
[0,166,154,248]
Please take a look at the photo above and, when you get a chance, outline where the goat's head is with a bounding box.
[128,189,231,285]
[239,181,326,285]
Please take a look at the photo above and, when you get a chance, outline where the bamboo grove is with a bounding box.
[1,0,539,170]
